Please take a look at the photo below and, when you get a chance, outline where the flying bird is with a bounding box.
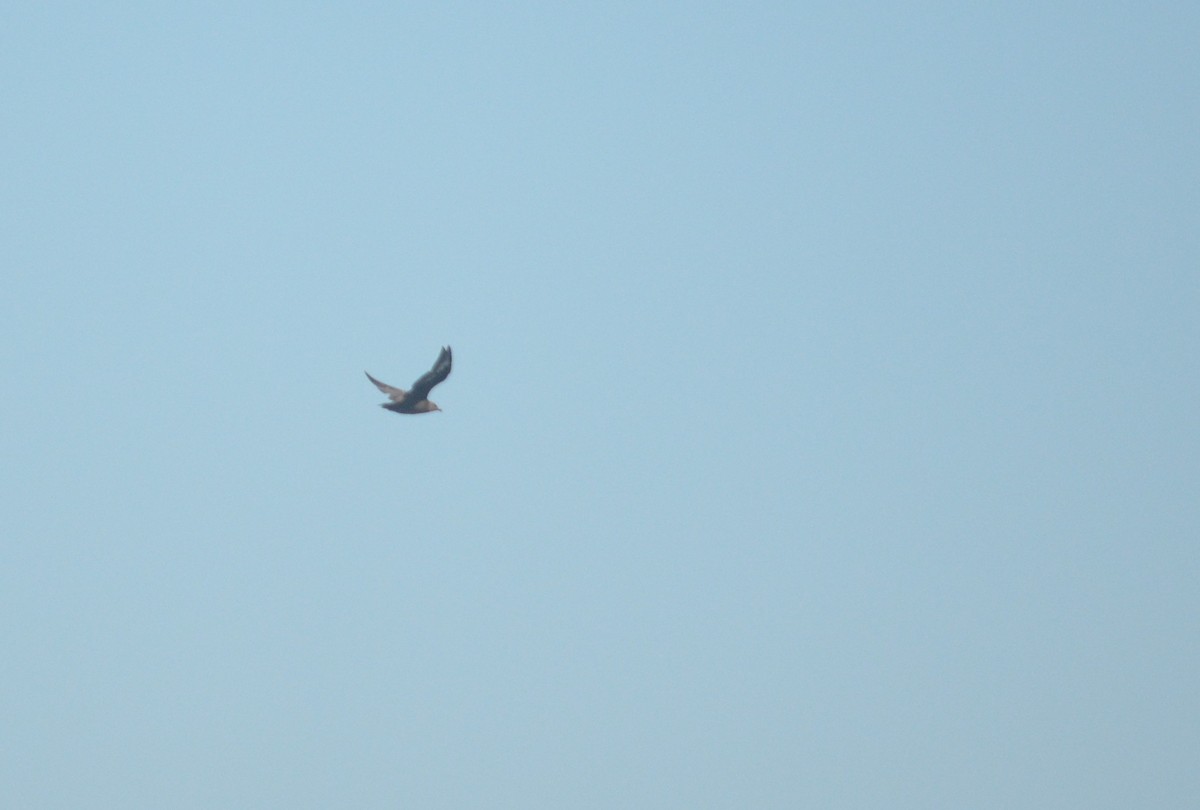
[365,346,452,414]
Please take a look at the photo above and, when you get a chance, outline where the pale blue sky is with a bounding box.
[2,3,1197,807]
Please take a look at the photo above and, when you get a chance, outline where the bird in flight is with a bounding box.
[365,346,452,414]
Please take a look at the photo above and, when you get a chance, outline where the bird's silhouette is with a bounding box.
[365,346,452,414]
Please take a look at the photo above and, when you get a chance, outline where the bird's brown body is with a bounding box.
[366,346,452,415]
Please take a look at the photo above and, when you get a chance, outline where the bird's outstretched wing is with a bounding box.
[364,372,407,402]
[408,346,452,401]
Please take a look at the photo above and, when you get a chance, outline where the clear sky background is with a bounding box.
[2,3,1197,807]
